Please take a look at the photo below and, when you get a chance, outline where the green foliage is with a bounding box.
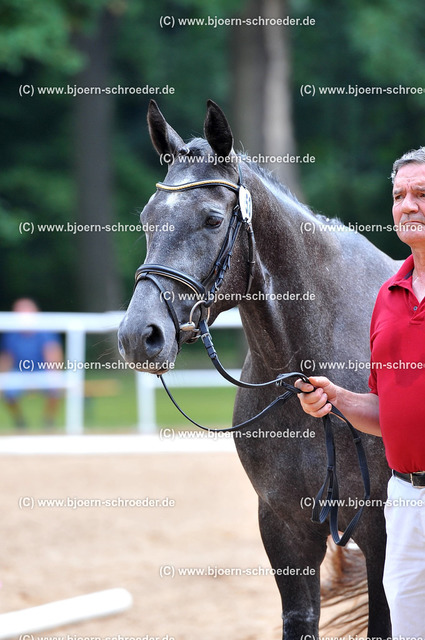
[0,0,243,309]
[0,0,81,73]
[347,1,425,89]
[2,0,425,311]
[289,0,425,258]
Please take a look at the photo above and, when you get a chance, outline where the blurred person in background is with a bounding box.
[0,298,63,429]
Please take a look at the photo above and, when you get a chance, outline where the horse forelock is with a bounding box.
[167,137,237,180]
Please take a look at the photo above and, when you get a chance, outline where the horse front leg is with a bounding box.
[258,497,328,640]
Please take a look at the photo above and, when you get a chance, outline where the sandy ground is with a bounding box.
[0,450,364,640]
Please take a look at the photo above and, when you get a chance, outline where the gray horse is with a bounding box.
[118,100,397,639]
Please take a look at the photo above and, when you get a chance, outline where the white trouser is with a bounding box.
[384,474,425,638]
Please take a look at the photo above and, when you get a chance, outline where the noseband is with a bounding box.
[134,167,255,347]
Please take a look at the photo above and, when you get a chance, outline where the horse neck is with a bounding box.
[237,165,340,375]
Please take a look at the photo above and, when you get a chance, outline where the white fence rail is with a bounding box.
[0,310,242,434]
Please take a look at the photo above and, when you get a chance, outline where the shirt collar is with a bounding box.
[387,254,414,290]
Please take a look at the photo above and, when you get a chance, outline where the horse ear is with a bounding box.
[204,99,234,159]
[147,100,184,161]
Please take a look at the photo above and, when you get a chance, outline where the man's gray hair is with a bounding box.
[391,147,425,183]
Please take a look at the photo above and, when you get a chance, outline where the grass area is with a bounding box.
[0,371,237,434]
[0,327,245,434]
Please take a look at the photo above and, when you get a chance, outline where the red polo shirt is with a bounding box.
[369,254,425,473]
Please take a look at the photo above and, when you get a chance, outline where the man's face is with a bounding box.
[392,163,425,249]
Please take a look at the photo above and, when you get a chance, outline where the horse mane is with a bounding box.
[184,137,343,227]
[243,155,344,227]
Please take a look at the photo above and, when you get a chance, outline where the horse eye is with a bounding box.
[205,215,223,229]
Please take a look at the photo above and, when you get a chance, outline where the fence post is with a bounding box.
[136,372,156,433]
[65,325,86,434]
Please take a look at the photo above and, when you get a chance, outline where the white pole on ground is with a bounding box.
[0,588,133,640]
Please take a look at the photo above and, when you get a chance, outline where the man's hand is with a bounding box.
[295,376,338,418]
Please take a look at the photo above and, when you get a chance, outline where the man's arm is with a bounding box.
[295,376,381,437]
[0,352,13,373]
[43,341,63,366]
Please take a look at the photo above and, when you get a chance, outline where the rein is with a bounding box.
[135,166,370,547]
[159,320,370,547]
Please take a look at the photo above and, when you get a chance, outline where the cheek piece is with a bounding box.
[134,164,255,347]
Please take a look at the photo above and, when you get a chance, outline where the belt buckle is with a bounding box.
[410,472,425,487]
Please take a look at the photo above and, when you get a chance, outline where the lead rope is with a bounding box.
[158,319,370,547]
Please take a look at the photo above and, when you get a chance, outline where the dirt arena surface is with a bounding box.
[0,448,362,640]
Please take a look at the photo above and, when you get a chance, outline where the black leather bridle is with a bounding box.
[135,168,255,347]
[133,165,370,547]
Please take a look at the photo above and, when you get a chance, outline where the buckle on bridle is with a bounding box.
[180,299,211,334]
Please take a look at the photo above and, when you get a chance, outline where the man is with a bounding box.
[0,298,63,429]
[296,147,425,636]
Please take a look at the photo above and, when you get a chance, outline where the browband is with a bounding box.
[156,179,240,193]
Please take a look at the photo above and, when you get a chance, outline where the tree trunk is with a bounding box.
[232,0,301,196]
[73,9,122,311]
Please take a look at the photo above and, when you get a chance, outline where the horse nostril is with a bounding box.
[143,324,165,358]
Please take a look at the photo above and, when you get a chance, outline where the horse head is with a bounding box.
[118,100,252,373]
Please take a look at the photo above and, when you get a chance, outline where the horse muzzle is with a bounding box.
[117,285,180,374]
